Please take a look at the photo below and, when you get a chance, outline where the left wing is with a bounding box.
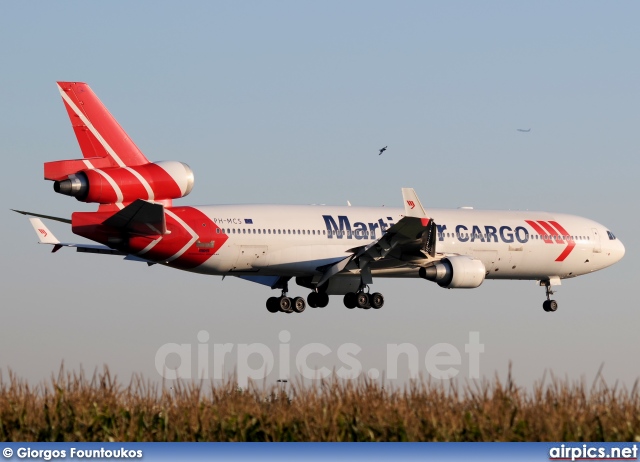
[316,188,438,286]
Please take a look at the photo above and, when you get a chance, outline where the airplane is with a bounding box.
[517,128,531,132]
[14,82,625,314]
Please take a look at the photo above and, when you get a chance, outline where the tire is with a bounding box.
[317,292,329,308]
[371,292,384,309]
[356,293,370,309]
[293,296,306,313]
[279,296,293,313]
[266,297,279,313]
[543,300,558,312]
[343,292,357,309]
[307,292,318,308]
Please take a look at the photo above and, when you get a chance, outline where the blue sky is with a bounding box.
[1,2,638,387]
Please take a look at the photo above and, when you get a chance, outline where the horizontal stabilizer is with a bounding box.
[12,209,71,224]
[103,199,166,235]
[17,213,150,260]
[76,246,124,256]
[44,157,113,181]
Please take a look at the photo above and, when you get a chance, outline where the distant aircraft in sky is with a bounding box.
[378,146,387,155]
[517,128,531,132]
[13,82,625,314]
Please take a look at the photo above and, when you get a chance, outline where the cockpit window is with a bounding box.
[607,231,616,240]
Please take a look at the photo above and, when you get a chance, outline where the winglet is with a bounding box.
[401,188,428,220]
[28,218,60,245]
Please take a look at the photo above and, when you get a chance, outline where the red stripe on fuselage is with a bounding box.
[128,207,227,269]
[525,219,576,263]
[537,221,563,243]
[547,220,576,262]
[525,220,554,243]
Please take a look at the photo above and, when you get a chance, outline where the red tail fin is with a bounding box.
[56,81,149,168]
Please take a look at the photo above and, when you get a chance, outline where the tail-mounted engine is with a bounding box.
[48,161,194,204]
[419,255,485,288]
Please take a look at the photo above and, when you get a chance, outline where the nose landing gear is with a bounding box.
[542,283,558,312]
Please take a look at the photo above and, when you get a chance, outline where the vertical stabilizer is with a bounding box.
[56,81,149,167]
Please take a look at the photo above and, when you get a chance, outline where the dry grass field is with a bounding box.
[1,366,638,442]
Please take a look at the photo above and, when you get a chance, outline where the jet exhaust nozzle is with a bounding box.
[419,266,440,281]
[53,173,88,199]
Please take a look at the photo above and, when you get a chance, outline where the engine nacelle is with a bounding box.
[419,256,486,289]
[53,161,194,204]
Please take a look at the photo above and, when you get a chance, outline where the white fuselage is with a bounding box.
[180,205,625,282]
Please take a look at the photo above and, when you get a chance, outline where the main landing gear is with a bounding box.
[343,288,384,310]
[307,291,329,309]
[266,290,329,314]
[542,283,558,312]
[266,291,307,314]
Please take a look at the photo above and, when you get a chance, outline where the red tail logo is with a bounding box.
[38,228,48,237]
[525,220,576,262]
[406,200,415,209]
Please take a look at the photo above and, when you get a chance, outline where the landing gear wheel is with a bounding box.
[316,292,329,308]
[356,293,370,309]
[292,296,306,313]
[312,292,328,307]
[307,292,318,308]
[371,292,384,309]
[279,296,293,313]
[343,292,357,309]
[266,297,279,313]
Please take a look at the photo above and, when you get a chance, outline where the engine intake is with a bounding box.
[419,256,485,289]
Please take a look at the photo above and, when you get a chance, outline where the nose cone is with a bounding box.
[605,237,625,264]
[614,239,625,263]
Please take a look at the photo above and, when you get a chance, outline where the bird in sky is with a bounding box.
[378,146,388,155]
[517,128,531,132]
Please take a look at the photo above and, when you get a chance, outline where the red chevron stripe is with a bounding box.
[537,221,564,243]
[525,220,576,262]
[547,220,576,262]
[525,220,553,243]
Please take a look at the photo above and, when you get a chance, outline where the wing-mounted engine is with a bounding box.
[419,255,485,288]
[48,160,194,205]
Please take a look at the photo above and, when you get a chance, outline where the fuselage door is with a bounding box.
[591,228,602,253]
